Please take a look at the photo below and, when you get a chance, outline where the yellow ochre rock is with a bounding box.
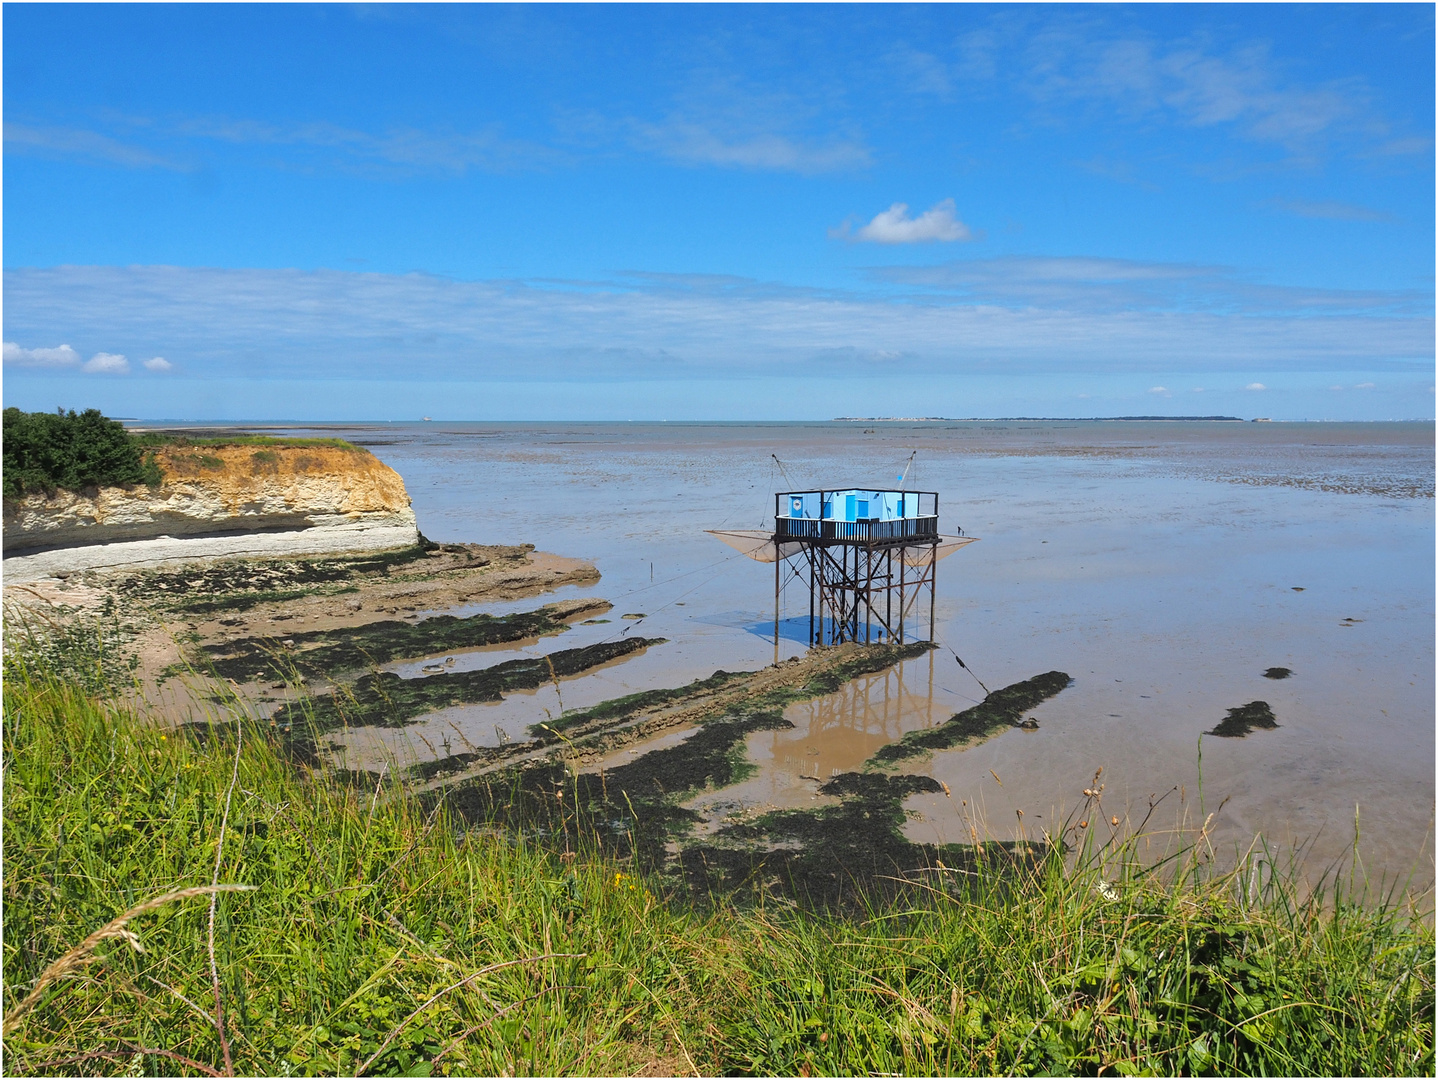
[3,444,419,560]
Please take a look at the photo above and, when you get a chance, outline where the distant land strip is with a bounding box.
[834,415,1250,422]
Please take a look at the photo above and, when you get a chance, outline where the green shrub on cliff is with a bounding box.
[1,407,162,498]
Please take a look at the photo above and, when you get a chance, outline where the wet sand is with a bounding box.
[285,419,1431,883]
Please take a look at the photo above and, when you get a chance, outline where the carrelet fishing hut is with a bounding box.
[709,486,976,647]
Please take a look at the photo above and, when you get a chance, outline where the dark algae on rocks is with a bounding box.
[1208,700,1280,738]
[427,655,1072,909]
[272,636,663,734]
[869,670,1071,766]
[200,601,594,681]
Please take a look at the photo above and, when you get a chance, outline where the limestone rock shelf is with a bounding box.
[2,443,419,581]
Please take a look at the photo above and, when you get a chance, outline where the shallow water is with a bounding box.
[264,420,1434,882]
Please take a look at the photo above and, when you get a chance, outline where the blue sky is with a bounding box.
[3,3,1433,420]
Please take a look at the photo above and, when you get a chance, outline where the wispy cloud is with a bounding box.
[637,121,869,173]
[1021,32,1370,156]
[174,115,564,175]
[886,45,954,98]
[5,114,562,177]
[917,14,1419,163]
[1267,198,1393,222]
[869,255,1431,317]
[3,122,187,171]
[560,67,872,175]
[3,264,1429,387]
[835,199,973,244]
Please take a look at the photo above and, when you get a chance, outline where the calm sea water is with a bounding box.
[256,420,1434,882]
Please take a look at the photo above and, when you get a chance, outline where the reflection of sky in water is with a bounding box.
[282,421,1432,879]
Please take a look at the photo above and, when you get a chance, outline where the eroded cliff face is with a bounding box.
[3,444,418,555]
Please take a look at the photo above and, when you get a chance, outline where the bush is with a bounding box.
[2,408,163,498]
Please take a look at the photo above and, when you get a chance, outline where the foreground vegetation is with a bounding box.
[2,656,1432,1076]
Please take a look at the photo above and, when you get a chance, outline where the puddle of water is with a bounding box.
[680,652,974,835]
[381,617,617,678]
[580,726,699,775]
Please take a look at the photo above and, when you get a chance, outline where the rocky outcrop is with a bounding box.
[3,444,419,574]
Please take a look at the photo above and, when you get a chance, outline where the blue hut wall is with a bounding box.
[778,490,923,522]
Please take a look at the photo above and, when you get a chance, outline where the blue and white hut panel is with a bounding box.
[782,490,930,522]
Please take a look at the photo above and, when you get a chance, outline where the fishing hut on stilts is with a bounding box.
[709,481,977,648]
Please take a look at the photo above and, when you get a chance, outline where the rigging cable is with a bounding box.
[771,454,796,491]
[929,632,991,698]
[896,450,917,487]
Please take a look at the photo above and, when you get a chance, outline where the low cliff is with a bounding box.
[3,443,418,556]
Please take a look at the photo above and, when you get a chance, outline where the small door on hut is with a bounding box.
[845,494,856,521]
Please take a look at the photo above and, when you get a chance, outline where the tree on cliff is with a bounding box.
[2,408,162,498]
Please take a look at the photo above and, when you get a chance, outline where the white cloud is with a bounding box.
[143,356,174,372]
[3,341,81,367]
[1245,382,1266,391]
[846,199,972,244]
[1354,381,1375,389]
[1148,386,1170,396]
[82,352,131,374]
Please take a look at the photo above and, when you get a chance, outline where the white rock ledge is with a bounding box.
[2,524,421,585]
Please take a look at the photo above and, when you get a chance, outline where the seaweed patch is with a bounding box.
[1207,700,1279,738]
[1262,667,1293,680]
[201,601,599,682]
[868,670,1072,766]
[273,636,663,734]
[421,659,1067,910]
[434,708,793,873]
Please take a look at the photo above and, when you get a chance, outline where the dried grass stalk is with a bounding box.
[3,883,256,1037]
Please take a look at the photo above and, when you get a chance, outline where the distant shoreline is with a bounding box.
[834,415,1251,422]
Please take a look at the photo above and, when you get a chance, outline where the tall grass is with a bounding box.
[3,653,1432,1076]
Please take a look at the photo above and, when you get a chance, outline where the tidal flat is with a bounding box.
[264,419,1435,889]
